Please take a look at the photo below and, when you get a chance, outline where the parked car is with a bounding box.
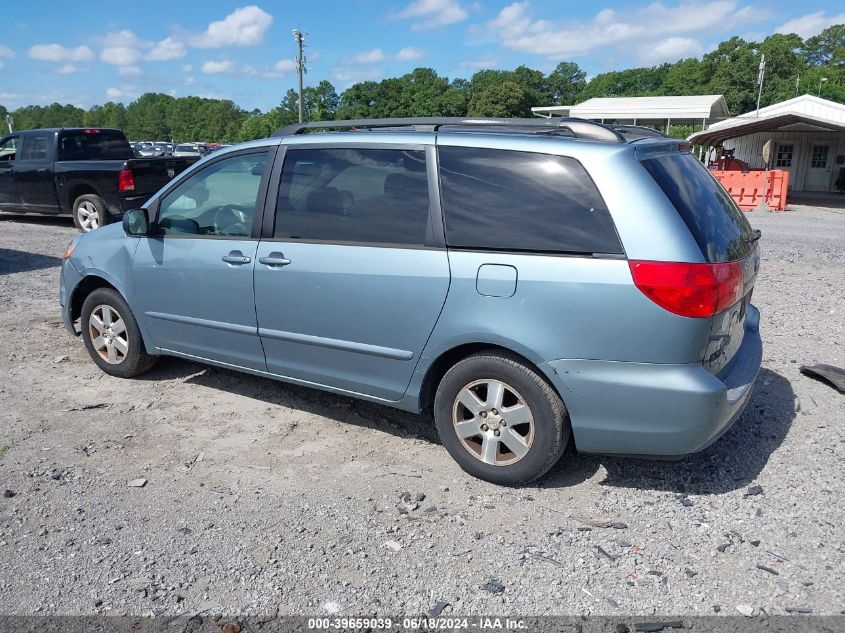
[153,142,174,156]
[0,128,200,231]
[173,143,205,158]
[59,117,762,485]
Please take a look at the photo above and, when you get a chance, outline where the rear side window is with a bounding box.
[20,134,49,161]
[438,147,622,255]
[641,153,754,263]
[275,148,431,246]
[59,131,132,161]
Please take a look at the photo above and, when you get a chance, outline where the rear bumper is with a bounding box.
[115,194,151,215]
[542,305,762,458]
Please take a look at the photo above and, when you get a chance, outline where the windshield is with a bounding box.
[59,131,132,161]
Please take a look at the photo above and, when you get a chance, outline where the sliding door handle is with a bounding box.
[258,253,291,267]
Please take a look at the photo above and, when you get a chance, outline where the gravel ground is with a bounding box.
[0,206,843,619]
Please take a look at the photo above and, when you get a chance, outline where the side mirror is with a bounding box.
[122,208,150,236]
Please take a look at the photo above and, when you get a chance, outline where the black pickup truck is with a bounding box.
[0,128,199,231]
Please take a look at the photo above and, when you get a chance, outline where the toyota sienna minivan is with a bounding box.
[59,117,762,485]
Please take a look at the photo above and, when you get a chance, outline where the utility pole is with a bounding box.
[5,114,12,134]
[755,53,765,117]
[795,74,799,97]
[818,77,828,98]
[292,29,307,123]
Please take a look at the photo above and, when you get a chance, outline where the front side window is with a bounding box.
[274,148,431,246]
[0,136,18,162]
[20,134,49,161]
[156,152,268,237]
[438,147,622,255]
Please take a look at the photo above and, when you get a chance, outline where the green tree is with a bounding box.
[802,24,845,66]
[468,81,526,117]
[546,61,587,105]
[125,93,174,140]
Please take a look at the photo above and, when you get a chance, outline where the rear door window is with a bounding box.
[641,153,754,263]
[59,130,132,161]
[438,147,622,255]
[274,147,431,246]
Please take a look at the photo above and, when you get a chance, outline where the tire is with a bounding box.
[80,288,157,378]
[72,194,110,232]
[434,351,569,486]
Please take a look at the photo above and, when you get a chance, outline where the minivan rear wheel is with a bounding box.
[434,352,569,485]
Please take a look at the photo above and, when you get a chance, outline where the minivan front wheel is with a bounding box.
[434,352,569,485]
[80,288,157,378]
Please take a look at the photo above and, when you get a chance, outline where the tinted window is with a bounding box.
[58,131,132,161]
[21,134,49,161]
[157,152,267,237]
[275,148,431,246]
[438,147,622,254]
[641,153,754,263]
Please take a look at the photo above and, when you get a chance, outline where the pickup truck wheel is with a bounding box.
[73,194,110,232]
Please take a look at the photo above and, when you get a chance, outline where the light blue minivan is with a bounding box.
[59,118,762,485]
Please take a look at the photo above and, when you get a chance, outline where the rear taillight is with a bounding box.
[629,260,744,318]
[118,168,135,192]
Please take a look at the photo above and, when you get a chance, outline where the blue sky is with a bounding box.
[1,0,842,111]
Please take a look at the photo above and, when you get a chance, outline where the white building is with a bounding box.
[689,95,845,193]
[532,95,730,131]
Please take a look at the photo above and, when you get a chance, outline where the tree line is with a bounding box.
[2,26,843,143]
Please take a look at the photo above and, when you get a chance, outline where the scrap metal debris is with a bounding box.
[800,364,845,394]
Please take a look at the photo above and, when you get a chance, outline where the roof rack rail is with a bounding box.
[272,117,625,143]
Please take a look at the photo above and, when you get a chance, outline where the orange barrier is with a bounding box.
[710,169,789,212]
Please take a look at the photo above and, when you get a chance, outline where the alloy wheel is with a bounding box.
[77,201,99,231]
[452,379,535,466]
[88,304,128,364]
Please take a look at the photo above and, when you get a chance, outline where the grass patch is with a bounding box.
[0,444,11,460]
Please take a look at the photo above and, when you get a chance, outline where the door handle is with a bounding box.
[222,251,251,265]
[258,253,291,267]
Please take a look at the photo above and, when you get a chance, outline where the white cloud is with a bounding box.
[0,46,15,59]
[147,37,186,61]
[56,64,82,75]
[243,65,259,76]
[396,0,468,30]
[332,67,384,85]
[103,30,145,48]
[638,36,704,64]
[106,86,138,100]
[28,44,94,63]
[487,1,765,59]
[350,48,385,64]
[181,64,193,73]
[201,59,237,74]
[191,5,273,48]
[266,59,297,76]
[776,11,845,39]
[396,46,425,61]
[459,58,497,70]
[100,46,142,66]
[118,65,143,77]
